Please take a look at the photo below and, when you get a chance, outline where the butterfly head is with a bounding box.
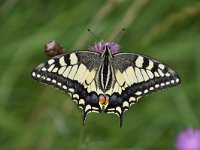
[90,41,120,54]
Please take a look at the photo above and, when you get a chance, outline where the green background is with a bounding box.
[0,0,200,149]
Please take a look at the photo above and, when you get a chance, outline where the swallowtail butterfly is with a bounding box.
[31,40,181,127]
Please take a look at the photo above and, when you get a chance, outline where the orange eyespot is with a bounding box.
[99,96,105,105]
[105,96,109,105]
[99,95,109,105]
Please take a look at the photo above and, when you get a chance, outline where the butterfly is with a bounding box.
[31,40,181,127]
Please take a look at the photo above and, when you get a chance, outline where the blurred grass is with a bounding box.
[0,0,200,149]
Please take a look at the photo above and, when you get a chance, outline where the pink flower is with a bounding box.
[90,41,120,54]
[176,128,200,150]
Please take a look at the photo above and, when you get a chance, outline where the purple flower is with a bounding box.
[90,41,120,54]
[176,128,200,150]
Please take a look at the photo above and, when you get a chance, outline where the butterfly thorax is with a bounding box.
[98,46,114,93]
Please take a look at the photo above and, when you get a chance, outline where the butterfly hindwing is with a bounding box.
[31,51,102,123]
[104,53,181,126]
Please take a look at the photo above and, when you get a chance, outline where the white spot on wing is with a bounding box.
[79,99,85,105]
[59,56,67,66]
[48,64,55,72]
[80,69,90,83]
[85,70,96,84]
[141,69,149,81]
[158,64,165,70]
[52,67,58,73]
[150,87,154,90]
[70,53,78,65]
[68,65,78,79]
[123,101,129,107]
[52,79,56,83]
[126,66,137,84]
[129,97,136,103]
[161,83,165,86]
[48,59,54,65]
[146,60,154,70]
[115,70,126,86]
[123,71,131,86]
[32,72,36,77]
[63,66,71,78]
[85,105,91,112]
[41,68,46,71]
[58,66,66,74]
[135,91,142,95]
[158,69,164,77]
[135,56,144,68]
[116,106,122,114]
[146,70,154,79]
[74,64,87,82]
[91,107,99,113]
[171,80,175,84]
[135,68,144,82]
[68,88,75,93]
[154,72,160,77]
[73,94,79,99]
[92,107,99,111]
[107,108,115,111]
[62,85,67,89]
[166,72,170,77]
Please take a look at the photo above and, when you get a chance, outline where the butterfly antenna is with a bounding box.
[111,28,126,43]
[87,28,101,41]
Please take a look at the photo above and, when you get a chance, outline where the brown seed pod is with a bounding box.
[44,40,64,57]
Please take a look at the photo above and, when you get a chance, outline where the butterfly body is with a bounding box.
[31,41,181,127]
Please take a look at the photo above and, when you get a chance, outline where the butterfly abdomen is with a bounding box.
[99,47,113,91]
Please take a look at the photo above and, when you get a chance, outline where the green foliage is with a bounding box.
[0,0,200,149]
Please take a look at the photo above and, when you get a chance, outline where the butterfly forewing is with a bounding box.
[104,53,181,124]
[31,51,103,123]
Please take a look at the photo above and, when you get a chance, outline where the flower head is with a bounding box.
[90,41,120,54]
[44,40,64,57]
[176,128,200,150]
